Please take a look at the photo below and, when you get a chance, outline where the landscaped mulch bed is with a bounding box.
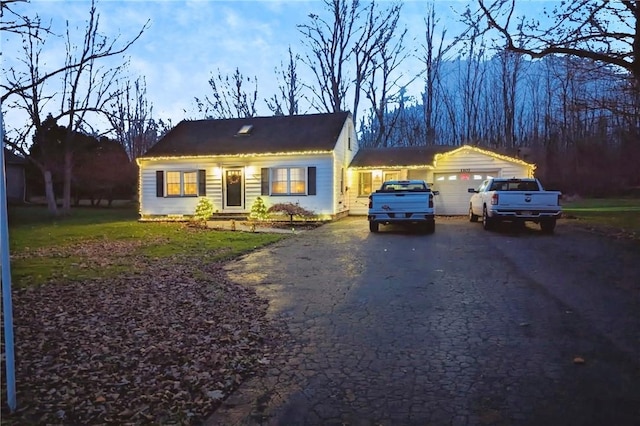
[1,243,285,425]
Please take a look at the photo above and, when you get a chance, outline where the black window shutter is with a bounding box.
[198,169,206,195]
[308,166,317,195]
[156,171,164,197]
[261,168,269,195]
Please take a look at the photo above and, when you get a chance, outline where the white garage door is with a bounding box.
[433,171,498,215]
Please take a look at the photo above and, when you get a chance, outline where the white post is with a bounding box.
[0,108,18,412]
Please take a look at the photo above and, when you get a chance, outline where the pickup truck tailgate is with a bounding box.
[370,193,429,212]
[497,191,559,208]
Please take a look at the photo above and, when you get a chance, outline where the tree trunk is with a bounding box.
[62,150,73,212]
[43,170,58,216]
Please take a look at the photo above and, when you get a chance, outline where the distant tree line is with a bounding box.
[194,0,639,196]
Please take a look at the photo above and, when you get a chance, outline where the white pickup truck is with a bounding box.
[468,177,562,233]
[368,180,438,233]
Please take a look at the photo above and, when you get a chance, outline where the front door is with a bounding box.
[224,168,244,210]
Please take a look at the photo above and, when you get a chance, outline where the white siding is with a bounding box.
[432,149,531,215]
[245,155,334,216]
[332,118,358,215]
[139,158,217,216]
[139,154,337,217]
[347,168,435,215]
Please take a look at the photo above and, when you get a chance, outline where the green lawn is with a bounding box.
[562,197,640,237]
[6,205,287,287]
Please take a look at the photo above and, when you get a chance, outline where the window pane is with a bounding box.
[291,181,306,194]
[271,168,287,194]
[384,172,399,181]
[166,171,181,195]
[359,172,372,196]
[290,167,305,194]
[183,171,198,195]
[272,182,287,193]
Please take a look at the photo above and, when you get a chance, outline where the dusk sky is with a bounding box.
[2,0,544,135]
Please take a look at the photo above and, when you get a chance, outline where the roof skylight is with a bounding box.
[237,124,253,136]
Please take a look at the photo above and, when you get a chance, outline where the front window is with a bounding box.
[183,171,198,195]
[384,171,399,181]
[358,172,372,196]
[271,167,306,195]
[166,171,198,196]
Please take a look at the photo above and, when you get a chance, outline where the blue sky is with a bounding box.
[2,0,544,135]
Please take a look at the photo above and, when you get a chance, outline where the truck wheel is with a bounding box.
[424,221,435,234]
[469,205,479,222]
[482,206,493,231]
[369,221,379,233]
[540,219,556,234]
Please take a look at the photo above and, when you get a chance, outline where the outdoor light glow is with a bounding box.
[433,145,535,171]
[136,150,333,165]
[137,166,143,217]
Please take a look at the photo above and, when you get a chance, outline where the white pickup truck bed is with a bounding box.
[368,180,437,233]
[468,178,562,233]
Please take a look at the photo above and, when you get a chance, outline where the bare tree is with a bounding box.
[458,25,488,145]
[195,68,258,119]
[298,0,359,115]
[351,0,404,126]
[109,76,157,160]
[2,0,148,215]
[362,8,408,147]
[5,22,63,213]
[266,47,306,116]
[494,49,526,148]
[57,4,134,211]
[420,3,456,145]
[477,0,640,92]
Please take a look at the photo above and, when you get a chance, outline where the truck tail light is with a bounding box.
[491,193,499,205]
[429,193,434,208]
[368,195,373,209]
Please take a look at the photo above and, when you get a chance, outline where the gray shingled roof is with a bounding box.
[349,146,453,168]
[140,112,351,158]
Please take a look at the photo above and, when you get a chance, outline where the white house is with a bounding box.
[137,112,358,220]
[347,145,535,215]
[138,112,535,219]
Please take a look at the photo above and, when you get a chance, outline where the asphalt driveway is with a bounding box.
[207,217,640,425]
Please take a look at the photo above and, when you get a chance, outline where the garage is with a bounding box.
[347,145,534,216]
[432,171,498,215]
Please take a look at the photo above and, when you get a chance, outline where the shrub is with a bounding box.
[193,197,214,224]
[249,196,269,221]
[267,202,315,223]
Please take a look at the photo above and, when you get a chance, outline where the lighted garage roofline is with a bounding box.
[433,145,536,171]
